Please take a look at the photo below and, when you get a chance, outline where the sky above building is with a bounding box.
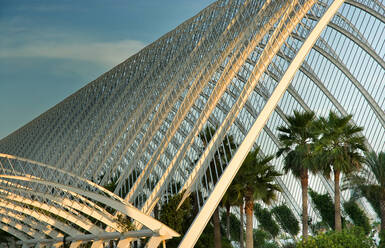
[0,0,216,139]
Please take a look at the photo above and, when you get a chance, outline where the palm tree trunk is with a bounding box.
[334,169,342,231]
[240,203,244,248]
[213,207,222,248]
[380,198,385,232]
[380,197,385,248]
[301,169,309,239]
[245,197,254,248]
[226,203,230,240]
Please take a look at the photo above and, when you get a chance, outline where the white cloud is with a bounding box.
[0,39,147,68]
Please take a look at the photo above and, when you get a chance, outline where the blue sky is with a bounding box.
[0,0,215,139]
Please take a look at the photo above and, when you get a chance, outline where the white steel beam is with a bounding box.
[178,0,345,246]
[142,0,291,215]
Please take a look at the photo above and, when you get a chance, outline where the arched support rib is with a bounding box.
[0,223,29,241]
[0,199,83,237]
[306,14,385,70]
[0,174,179,239]
[290,34,385,129]
[0,215,45,240]
[345,0,385,23]
[0,181,121,232]
[0,209,62,239]
[0,189,105,235]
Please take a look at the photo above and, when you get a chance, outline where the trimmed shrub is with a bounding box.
[254,203,280,238]
[365,193,381,218]
[296,227,375,248]
[254,229,269,247]
[309,188,336,229]
[343,200,371,234]
[253,229,280,248]
[271,205,300,236]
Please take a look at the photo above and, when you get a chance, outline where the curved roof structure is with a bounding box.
[0,0,384,247]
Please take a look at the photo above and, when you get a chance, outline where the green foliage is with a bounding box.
[160,191,232,248]
[365,193,381,217]
[296,227,375,248]
[259,242,280,248]
[254,229,268,247]
[343,200,371,234]
[159,191,194,248]
[344,151,385,220]
[276,110,318,178]
[103,181,117,192]
[253,229,280,248]
[271,205,300,236]
[254,203,280,238]
[159,191,192,234]
[315,111,366,175]
[308,188,335,229]
[237,147,282,205]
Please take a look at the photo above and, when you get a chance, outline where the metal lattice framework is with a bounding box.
[0,0,384,247]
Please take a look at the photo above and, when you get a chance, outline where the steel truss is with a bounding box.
[0,0,384,247]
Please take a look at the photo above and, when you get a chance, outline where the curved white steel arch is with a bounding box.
[0,181,121,232]
[0,174,179,238]
[0,209,63,240]
[0,199,84,247]
[0,189,105,235]
[289,33,385,128]
[345,0,385,23]
[0,223,29,242]
[0,215,45,240]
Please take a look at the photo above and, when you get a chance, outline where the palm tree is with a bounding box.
[236,147,282,248]
[315,111,366,231]
[344,151,385,237]
[276,110,317,239]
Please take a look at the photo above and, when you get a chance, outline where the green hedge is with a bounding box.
[309,188,338,229]
[254,203,280,238]
[253,229,280,248]
[343,200,371,234]
[271,205,300,236]
[365,193,381,218]
[296,227,375,248]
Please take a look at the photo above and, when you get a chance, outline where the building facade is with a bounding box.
[0,0,384,247]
